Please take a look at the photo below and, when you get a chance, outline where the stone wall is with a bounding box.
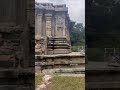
[35,53,85,70]
[0,0,35,89]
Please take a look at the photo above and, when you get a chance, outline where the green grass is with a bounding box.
[72,45,80,52]
[72,45,84,52]
[52,76,85,90]
[35,74,43,88]
[35,74,85,90]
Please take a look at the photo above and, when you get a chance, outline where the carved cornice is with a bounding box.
[45,13,53,17]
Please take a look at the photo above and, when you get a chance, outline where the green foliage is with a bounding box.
[70,22,85,51]
[72,45,80,52]
[71,23,85,45]
[35,74,43,88]
[72,45,84,52]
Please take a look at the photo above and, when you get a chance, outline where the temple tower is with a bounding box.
[35,3,71,55]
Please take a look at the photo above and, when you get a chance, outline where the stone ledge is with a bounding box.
[35,52,85,58]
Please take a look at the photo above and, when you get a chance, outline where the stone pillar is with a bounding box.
[52,14,55,37]
[45,15,52,37]
[55,16,57,37]
[55,15,66,37]
[35,14,42,37]
[63,16,66,37]
[42,15,46,37]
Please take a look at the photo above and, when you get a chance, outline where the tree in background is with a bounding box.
[70,22,85,52]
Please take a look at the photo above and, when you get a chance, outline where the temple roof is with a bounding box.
[35,2,68,11]
[35,3,46,9]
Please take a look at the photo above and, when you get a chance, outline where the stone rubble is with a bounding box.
[36,75,53,90]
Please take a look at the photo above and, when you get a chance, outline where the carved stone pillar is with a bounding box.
[55,15,66,37]
[63,16,66,37]
[52,15,55,37]
[35,14,42,37]
[45,15,52,37]
[42,15,46,37]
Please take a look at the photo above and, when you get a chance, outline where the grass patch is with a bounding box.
[72,45,80,52]
[35,74,43,88]
[52,76,85,90]
[72,45,84,52]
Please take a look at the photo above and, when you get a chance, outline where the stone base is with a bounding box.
[35,52,85,72]
[47,49,71,54]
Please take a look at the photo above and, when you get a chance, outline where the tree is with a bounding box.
[70,23,85,46]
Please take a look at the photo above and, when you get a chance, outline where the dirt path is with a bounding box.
[36,75,53,90]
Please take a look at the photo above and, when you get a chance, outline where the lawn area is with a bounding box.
[72,45,84,52]
[35,74,43,88]
[35,74,85,90]
[52,76,85,90]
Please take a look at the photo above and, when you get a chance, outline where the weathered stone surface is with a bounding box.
[35,52,85,73]
[0,0,35,89]
[0,25,23,33]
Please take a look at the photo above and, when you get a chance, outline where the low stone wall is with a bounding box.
[35,52,85,73]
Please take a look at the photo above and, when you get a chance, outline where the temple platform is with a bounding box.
[35,52,85,74]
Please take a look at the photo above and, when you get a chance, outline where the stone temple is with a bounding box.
[35,3,72,55]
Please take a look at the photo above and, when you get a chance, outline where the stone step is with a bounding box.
[35,61,84,66]
[48,47,70,49]
[48,40,68,42]
[41,68,85,74]
[48,44,70,46]
[37,65,85,70]
[48,42,69,44]
[48,37,67,40]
